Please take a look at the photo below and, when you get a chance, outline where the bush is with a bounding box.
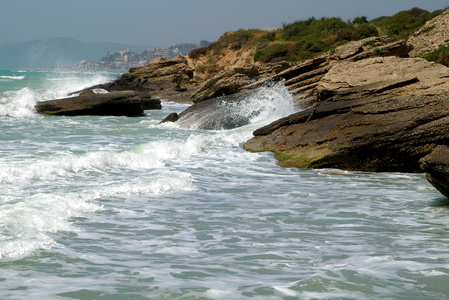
[254,43,290,62]
[353,16,369,24]
[189,47,209,59]
[420,44,449,66]
[371,7,433,38]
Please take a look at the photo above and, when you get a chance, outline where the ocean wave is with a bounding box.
[0,193,101,260]
[0,75,25,81]
[177,82,297,130]
[0,88,40,117]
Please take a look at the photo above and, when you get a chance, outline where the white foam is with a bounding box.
[92,88,109,94]
[0,193,101,260]
[177,81,297,131]
[273,285,299,297]
[0,136,205,183]
[0,75,25,80]
[240,81,297,126]
[91,171,195,198]
[42,73,115,100]
[0,87,41,117]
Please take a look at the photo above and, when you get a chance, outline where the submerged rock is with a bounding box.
[420,146,449,199]
[160,112,179,124]
[35,90,161,116]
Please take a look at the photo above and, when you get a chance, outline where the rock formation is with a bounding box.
[407,9,449,57]
[420,146,449,198]
[243,56,449,172]
[36,8,449,196]
[35,90,160,116]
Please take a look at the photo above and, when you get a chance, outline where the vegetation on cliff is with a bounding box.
[420,44,449,67]
[371,7,443,38]
[189,7,445,65]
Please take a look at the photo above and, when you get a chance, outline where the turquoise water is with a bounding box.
[1,70,448,299]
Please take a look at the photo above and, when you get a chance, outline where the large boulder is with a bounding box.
[420,146,449,198]
[243,57,449,172]
[35,90,161,116]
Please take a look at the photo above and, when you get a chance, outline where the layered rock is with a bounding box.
[100,55,197,103]
[243,56,449,172]
[407,9,449,57]
[35,90,160,116]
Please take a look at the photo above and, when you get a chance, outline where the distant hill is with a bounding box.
[0,37,149,69]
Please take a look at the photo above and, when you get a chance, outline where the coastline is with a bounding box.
[35,8,449,198]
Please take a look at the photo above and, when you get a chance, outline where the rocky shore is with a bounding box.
[36,8,449,198]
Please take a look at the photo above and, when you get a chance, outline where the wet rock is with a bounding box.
[243,57,449,172]
[420,146,449,198]
[177,90,257,130]
[160,112,179,123]
[35,90,161,116]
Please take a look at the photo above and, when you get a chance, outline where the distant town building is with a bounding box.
[76,41,211,71]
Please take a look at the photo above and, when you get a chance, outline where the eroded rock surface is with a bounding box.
[420,146,449,198]
[408,9,449,57]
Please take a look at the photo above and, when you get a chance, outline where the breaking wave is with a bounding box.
[177,82,297,130]
[0,75,26,81]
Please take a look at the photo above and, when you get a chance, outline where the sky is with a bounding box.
[1,0,448,48]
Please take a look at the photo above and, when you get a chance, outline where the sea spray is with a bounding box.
[42,71,117,100]
[177,81,298,130]
[0,70,120,117]
[0,88,42,117]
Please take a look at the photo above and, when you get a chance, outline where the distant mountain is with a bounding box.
[0,37,149,69]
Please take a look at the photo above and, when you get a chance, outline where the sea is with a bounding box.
[1,69,449,299]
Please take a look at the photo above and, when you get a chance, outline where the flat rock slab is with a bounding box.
[35,90,161,116]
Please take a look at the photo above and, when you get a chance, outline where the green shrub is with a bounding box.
[372,48,385,56]
[353,16,369,24]
[189,47,209,59]
[192,6,446,65]
[261,31,276,41]
[254,43,290,62]
[371,7,436,38]
[420,44,449,66]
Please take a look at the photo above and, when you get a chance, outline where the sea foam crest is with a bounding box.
[0,88,41,117]
[0,134,205,183]
[0,193,101,260]
[0,75,26,81]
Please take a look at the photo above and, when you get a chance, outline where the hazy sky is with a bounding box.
[1,0,448,48]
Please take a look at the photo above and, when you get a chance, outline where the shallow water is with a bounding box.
[0,70,448,299]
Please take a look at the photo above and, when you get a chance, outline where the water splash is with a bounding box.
[0,71,118,118]
[177,82,297,130]
[42,72,116,100]
[0,88,41,117]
